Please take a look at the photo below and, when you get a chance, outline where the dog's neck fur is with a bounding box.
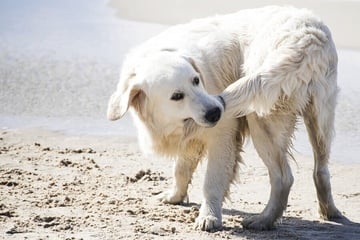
[132,110,205,158]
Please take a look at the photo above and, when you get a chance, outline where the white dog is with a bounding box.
[107,6,343,231]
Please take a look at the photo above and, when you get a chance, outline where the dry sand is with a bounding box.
[1,128,359,239]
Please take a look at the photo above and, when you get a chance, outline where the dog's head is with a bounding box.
[107,51,224,138]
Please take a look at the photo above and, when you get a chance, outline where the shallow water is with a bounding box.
[0,0,359,163]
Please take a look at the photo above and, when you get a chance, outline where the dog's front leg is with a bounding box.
[159,156,199,204]
[196,131,238,231]
[159,141,204,204]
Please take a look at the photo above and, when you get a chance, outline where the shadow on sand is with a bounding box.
[221,208,360,239]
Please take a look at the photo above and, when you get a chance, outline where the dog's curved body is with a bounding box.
[107,6,343,231]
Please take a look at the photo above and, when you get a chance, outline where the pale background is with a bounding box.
[0,0,359,163]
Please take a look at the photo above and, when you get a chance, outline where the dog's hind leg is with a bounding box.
[303,81,343,220]
[243,112,296,230]
[159,140,204,204]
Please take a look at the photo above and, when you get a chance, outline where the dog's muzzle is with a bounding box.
[204,107,222,123]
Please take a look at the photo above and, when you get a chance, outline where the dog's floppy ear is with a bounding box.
[107,74,145,121]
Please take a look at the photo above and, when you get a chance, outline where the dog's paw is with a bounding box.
[242,215,275,230]
[321,207,349,224]
[158,190,188,204]
[195,215,222,232]
[195,201,222,231]
[320,205,343,220]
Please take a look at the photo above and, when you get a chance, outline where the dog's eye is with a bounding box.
[193,76,200,86]
[170,92,184,101]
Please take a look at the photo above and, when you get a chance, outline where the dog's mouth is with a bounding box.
[183,118,198,127]
[182,115,218,142]
[182,118,199,138]
[183,117,217,128]
[183,118,192,123]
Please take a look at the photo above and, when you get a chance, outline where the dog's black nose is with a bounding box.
[205,107,221,123]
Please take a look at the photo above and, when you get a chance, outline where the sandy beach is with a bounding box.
[1,0,360,239]
[1,129,360,239]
